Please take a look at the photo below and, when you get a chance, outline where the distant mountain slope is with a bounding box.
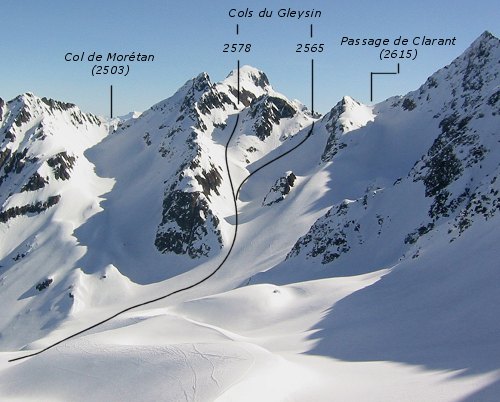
[0,93,109,348]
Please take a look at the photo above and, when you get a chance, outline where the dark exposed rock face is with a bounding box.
[402,97,417,111]
[229,87,257,107]
[41,97,75,112]
[263,172,297,206]
[320,99,349,163]
[3,148,28,174]
[155,190,222,258]
[0,148,37,186]
[227,69,270,107]
[287,200,354,264]
[401,33,499,240]
[47,152,76,180]
[410,111,487,224]
[21,172,48,192]
[0,148,12,172]
[198,89,234,116]
[462,34,491,94]
[154,83,227,259]
[0,195,61,223]
[194,163,222,200]
[452,178,500,235]
[39,96,101,126]
[4,129,15,142]
[422,114,468,197]
[249,70,270,89]
[404,222,435,245]
[14,104,31,127]
[488,90,500,108]
[152,73,235,258]
[249,96,296,140]
[35,278,53,291]
[180,73,234,131]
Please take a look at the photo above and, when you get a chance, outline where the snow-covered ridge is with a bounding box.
[270,30,500,281]
[1,32,500,402]
[0,64,319,350]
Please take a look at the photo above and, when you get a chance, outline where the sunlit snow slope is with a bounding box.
[1,31,499,401]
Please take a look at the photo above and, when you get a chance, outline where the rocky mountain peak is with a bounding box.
[220,65,272,107]
[225,65,270,90]
[389,30,499,116]
[320,96,374,162]
[340,95,362,109]
[192,72,212,92]
[14,92,36,105]
[240,65,270,90]
[468,30,498,52]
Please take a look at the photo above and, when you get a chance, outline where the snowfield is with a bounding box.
[0,32,499,401]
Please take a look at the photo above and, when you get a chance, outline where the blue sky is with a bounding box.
[1,0,498,117]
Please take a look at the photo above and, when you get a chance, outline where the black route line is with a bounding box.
[8,112,315,363]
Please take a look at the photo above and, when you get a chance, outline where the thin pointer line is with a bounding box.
[311,59,315,115]
[110,85,113,119]
[237,60,240,105]
[310,24,313,38]
[370,73,374,102]
[8,79,316,364]
[370,63,400,102]
[236,24,239,35]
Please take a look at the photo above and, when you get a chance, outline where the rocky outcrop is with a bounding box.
[249,96,296,140]
[263,172,296,206]
[155,191,222,258]
[47,152,76,181]
[0,195,61,223]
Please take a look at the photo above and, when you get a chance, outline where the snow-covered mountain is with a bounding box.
[1,31,499,401]
[0,94,110,349]
[262,30,500,282]
[0,64,315,348]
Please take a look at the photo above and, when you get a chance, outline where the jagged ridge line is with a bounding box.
[8,116,315,363]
